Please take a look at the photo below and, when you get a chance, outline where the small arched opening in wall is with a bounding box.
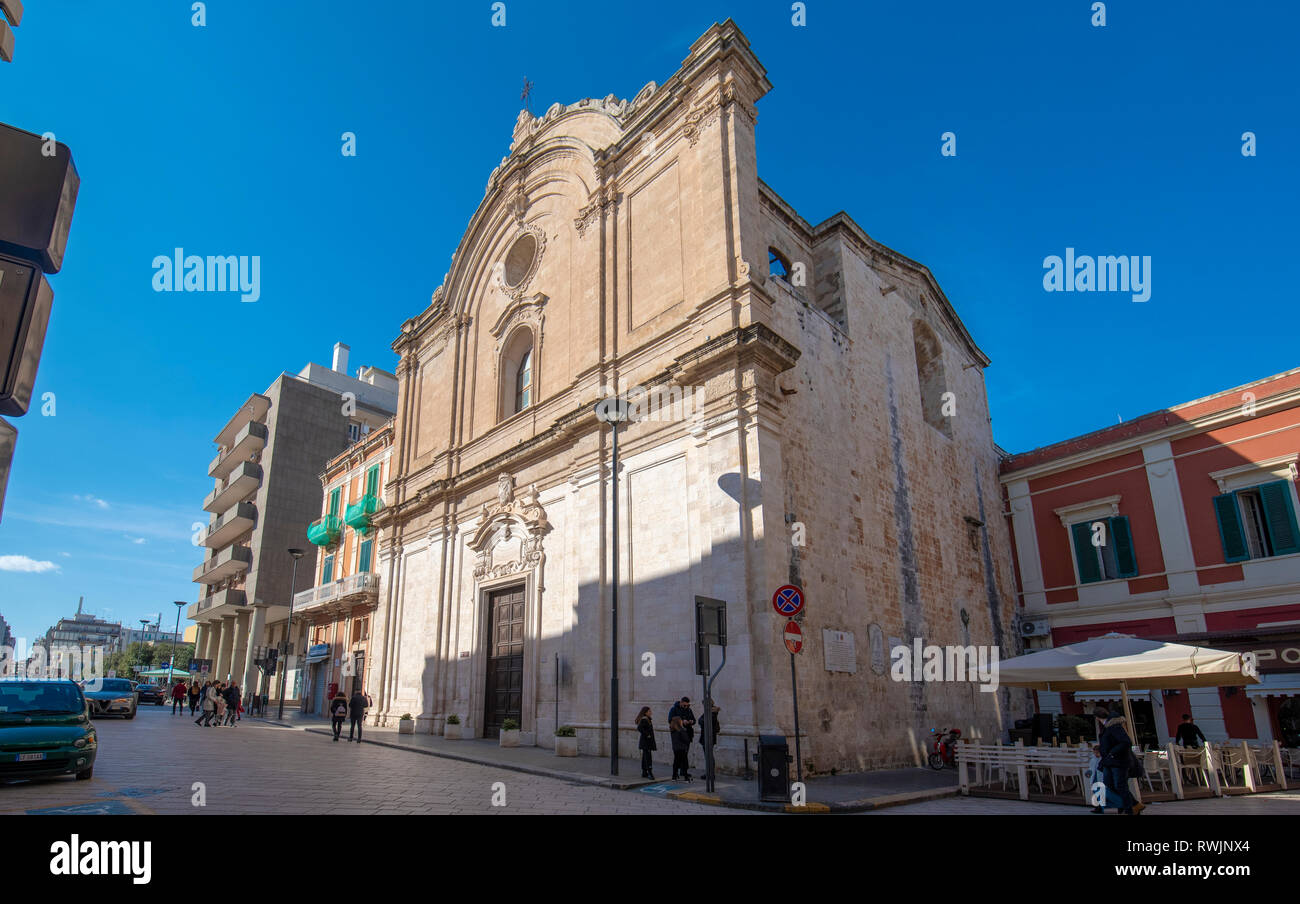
[768,246,791,280]
[499,326,536,421]
[912,320,951,438]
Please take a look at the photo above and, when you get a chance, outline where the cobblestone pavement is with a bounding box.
[0,705,740,815]
[865,791,1300,815]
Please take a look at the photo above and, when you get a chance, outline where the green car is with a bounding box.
[0,679,98,782]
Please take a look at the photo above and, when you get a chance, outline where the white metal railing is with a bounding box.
[291,572,379,610]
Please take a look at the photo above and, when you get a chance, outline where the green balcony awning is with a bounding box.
[344,494,382,536]
[307,514,342,547]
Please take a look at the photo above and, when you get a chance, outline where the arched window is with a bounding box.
[515,347,532,413]
[913,320,951,438]
[499,327,535,420]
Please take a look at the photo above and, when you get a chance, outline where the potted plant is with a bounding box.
[398,713,414,734]
[554,725,578,757]
[444,714,462,740]
[499,717,521,747]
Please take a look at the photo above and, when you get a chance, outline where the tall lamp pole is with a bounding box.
[595,396,631,775]
[167,601,185,687]
[277,548,306,721]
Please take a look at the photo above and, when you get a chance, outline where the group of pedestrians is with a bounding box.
[328,688,373,742]
[1086,708,1212,815]
[635,695,721,781]
[192,679,243,727]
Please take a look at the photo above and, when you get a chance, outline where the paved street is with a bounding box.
[0,705,739,815]
[867,790,1300,815]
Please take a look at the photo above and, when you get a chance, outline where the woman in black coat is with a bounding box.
[635,706,657,779]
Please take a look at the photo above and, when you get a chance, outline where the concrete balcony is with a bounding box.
[214,394,270,449]
[203,460,262,513]
[192,544,252,585]
[187,588,248,622]
[291,572,380,616]
[208,420,268,480]
[203,501,257,549]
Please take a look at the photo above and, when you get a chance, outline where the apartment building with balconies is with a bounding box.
[293,421,392,715]
[189,343,397,705]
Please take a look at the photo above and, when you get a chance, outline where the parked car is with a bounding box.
[135,684,165,705]
[0,679,98,781]
[82,678,138,719]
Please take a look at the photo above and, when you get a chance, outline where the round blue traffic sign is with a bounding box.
[772,584,804,617]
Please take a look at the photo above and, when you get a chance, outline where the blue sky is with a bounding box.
[1,1,1296,642]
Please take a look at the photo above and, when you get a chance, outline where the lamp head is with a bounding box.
[288,548,305,560]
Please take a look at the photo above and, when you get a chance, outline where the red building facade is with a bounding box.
[1001,369,1300,748]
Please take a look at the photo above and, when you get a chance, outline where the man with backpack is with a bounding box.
[347,687,373,743]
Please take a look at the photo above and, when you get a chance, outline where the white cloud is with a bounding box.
[59,552,71,557]
[124,536,147,545]
[0,555,61,574]
[74,494,110,510]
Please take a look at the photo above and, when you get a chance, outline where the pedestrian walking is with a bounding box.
[1098,713,1144,815]
[347,687,373,742]
[669,716,692,781]
[224,682,241,726]
[212,682,227,726]
[171,679,187,715]
[188,681,200,715]
[635,706,657,779]
[329,691,349,742]
[668,696,695,776]
[1086,744,1123,813]
[195,681,216,726]
[1175,713,1207,748]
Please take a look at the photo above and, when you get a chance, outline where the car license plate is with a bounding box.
[18,753,46,762]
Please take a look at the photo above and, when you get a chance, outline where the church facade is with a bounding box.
[367,20,1025,773]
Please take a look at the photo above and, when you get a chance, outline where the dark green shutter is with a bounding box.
[1258,480,1300,556]
[359,539,373,573]
[366,465,379,496]
[1110,516,1138,577]
[1071,522,1102,584]
[322,555,334,583]
[1214,493,1249,562]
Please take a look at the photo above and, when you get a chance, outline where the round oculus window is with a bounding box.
[502,233,538,288]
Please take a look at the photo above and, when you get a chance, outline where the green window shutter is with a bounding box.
[1110,516,1138,577]
[1071,522,1102,584]
[328,487,341,516]
[1258,480,1300,556]
[359,539,373,573]
[322,555,334,583]
[366,465,379,496]
[1213,493,1249,562]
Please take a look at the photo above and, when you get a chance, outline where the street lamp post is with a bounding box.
[594,395,632,775]
[277,548,306,721]
[167,601,185,688]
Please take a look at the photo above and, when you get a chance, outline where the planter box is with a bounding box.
[554,736,578,757]
[444,722,463,740]
[499,729,521,748]
[398,720,415,735]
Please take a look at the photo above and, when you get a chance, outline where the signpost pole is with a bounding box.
[790,650,802,785]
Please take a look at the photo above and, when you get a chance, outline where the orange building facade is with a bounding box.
[1001,369,1300,749]
[294,421,393,715]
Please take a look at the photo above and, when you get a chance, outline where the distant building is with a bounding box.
[1002,367,1300,748]
[188,343,397,704]
[120,625,184,647]
[0,613,13,650]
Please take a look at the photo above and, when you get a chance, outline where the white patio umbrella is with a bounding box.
[999,631,1259,737]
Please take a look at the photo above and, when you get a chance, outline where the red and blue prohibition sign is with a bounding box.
[772,584,804,617]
